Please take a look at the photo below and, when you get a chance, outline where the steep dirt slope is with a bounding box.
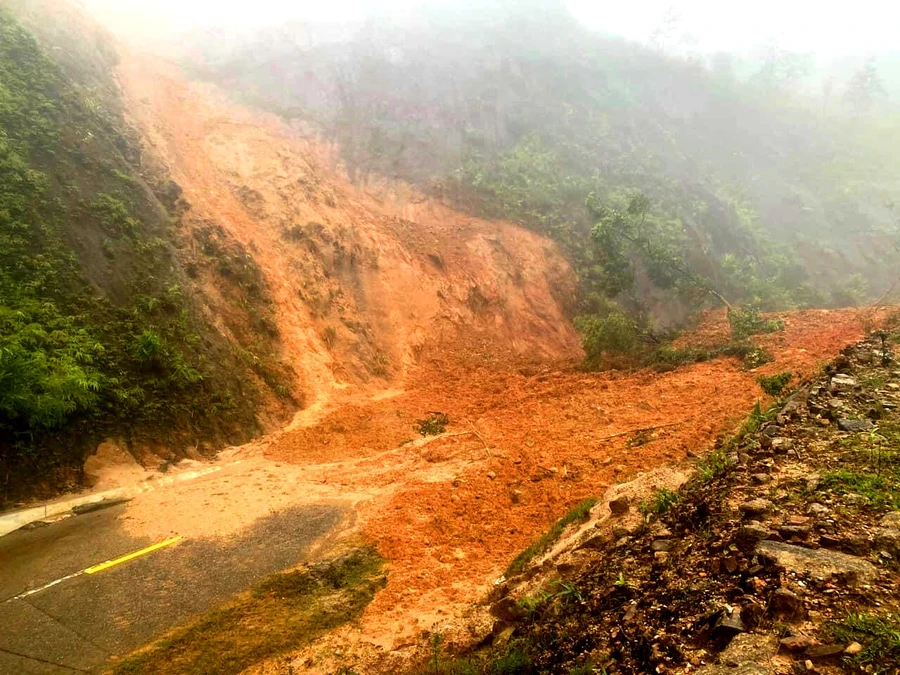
[116,54,580,419]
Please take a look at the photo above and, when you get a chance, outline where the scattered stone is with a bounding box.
[771,438,794,455]
[806,644,845,660]
[805,474,821,491]
[874,526,900,557]
[844,642,863,656]
[740,499,774,518]
[756,540,878,585]
[752,473,772,485]
[880,512,900,528]
[837,418,875,432]
[771,588,803,616]
[714,607,745,636]
[843,492,868,505]
[737,523,772,552]
[489,597,525,623]
[486,471,497,480]
[807,503,829,517]
[830,374,858,391]
[510,489,523,504]
[780,636,818,653]
[651,539,674,553]
[608,495,629,516]
[777,525,811,541]
[654,551,670,563]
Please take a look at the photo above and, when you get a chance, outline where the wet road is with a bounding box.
[0,502,347,673]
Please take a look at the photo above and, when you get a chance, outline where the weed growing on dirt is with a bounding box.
[697,448,732,482]
[828,613,900,674]
[416,412,450,436]
[743,346,775,369]
[728,305,785,341]
[819,470,900,510]
[112,549,385,675]
[757,371,793,396]
[505,498,598,576]
[639,487,679,521]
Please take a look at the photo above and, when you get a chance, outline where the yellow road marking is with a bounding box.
[84,536,183,575]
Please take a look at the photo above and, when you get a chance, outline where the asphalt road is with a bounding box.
[0,502,347,673]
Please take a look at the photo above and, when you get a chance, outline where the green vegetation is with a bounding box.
[113,549,385,675]
[505,498,598,577]
[829,613,900,674]
[757,371,793,397]
[819,470,900,511]
[728,305,785,341]
[639,487,679,521]
[415,412,451,436]
[0,9,283,498]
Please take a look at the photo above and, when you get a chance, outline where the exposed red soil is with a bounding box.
[261,308,871,645]
[110,47,880,649]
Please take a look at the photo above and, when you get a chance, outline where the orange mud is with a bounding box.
[111,50,879,649]
[261,307,870,646]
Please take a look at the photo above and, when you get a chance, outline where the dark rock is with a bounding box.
[737,523,772,553]
[489,597,525,623]
[651,539,674,553]
[72,497,132,515]
[780,636,818,653]
[739,499,774,518]
[778,525,811,541]
[837,418,875,433]
[714,607,745,636]
[806,644,845,660]
[608,495,630,516]
[771,588,803,616]
[752,473,772,485]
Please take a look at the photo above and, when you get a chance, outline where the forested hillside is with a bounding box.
[187,0,900,328]
[0,5,292,500]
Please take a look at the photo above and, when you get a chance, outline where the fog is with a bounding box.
[82,0,900,59]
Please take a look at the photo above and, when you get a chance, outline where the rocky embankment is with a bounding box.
[427,331,900,674]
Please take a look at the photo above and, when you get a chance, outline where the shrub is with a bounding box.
[757,371,792,396]
[574,309,640,367]
[728,304,785,341]
[415,412,450,436]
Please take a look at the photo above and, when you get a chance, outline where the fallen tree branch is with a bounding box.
[596,420,690,443]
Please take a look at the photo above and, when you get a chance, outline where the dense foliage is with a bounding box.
[0,10,268,493]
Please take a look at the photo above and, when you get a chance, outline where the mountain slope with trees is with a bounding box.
[185,0,900,333]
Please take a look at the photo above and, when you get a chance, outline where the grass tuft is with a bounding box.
[828,613,900,674]
[111,548,385,675]
[505,498,598,577]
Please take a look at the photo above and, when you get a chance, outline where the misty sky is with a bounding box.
[82,0,899,57]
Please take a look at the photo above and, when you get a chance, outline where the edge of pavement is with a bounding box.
[0,465,227,538]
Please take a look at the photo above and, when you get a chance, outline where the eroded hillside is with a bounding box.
[116,53,581,417]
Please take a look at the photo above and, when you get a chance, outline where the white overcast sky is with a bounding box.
[80,0,900,57]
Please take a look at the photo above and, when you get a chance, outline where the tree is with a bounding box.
[844,59,887,112]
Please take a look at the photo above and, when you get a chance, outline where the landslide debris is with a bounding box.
[414,327,900,675]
